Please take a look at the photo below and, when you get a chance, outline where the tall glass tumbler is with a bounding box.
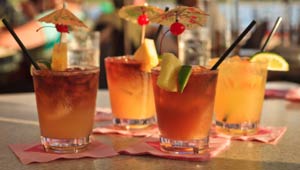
[151,66,218,154]
[105,56,156,129]
[32,65,99,153]
[214,57,268,136]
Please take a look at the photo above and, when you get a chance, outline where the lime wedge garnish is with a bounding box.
[157,53,181,92]
[178,65,192,93]
[250,52,289,71]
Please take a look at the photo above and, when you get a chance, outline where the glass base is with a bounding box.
[159,136,209,155]
[113,117,156,130]
[41,136,90,154]
[215,120,259,136]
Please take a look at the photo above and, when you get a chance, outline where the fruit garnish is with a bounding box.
[137,14,149,25]
[51,43,67,71]
[133,38,159,72]
[170,21,185,35]
[55,24,69,33]
[157,53,181,92]
[250,52,289,71]
[178,65,192,93]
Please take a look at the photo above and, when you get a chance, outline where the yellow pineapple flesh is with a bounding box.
[51,43,67,71]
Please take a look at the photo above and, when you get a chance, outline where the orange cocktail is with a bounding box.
[152,66,218,154]
[214,57,268,135]
[105,56,156,129]
[32,66,99,153]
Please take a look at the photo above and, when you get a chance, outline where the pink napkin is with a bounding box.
[9,140,118,164]
[265,88,300,102]
[285,88,300,102]
[93,125,160,138]
[94,107,113,121]
[118,137,230,161]
[265,89,288,99]
[93,108,159,137]
[211,125,287,145]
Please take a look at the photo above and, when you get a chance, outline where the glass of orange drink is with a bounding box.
[31,40,99,153]
[105,39,158,129]
[105,56,156,129]
[151,53,218,154]
[32,64,99,153]
[214,57,268,135]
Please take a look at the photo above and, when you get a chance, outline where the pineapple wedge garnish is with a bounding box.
[133,38,158,72]
[51,43,67,71]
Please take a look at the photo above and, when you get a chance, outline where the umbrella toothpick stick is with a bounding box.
[118,4,164,45]
[60,32,68,43]
[141,25,146,44]
[177,34,183,62]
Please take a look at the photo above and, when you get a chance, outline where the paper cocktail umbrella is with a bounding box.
[150,6,208,54]
[118,4,163,43]
[38,3,88,71]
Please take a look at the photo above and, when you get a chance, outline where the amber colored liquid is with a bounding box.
[214,59,267,129]
[105,56,155,120]
[32,67,99,139]
[152,67,218,140]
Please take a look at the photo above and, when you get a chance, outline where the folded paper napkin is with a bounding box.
[265,88,300,102]
[94,107,159,137]
[93,125,160,138]
[94,107,113,121]
[211,125,287,145]
[285,88,300,102]
[93,123,286,145]
[9,140,118,164]
[265,81,300,99]
[118,137,230,161]
[93,108,286,144]
[265,89,288,99]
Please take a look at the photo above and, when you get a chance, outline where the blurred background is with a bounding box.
[0,0,299,93]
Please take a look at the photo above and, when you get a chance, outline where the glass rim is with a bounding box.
[104,55,133,61]
[151,66,218,75]
[223,57,268,66]
[31,65,99,76]
[104,55,144,66]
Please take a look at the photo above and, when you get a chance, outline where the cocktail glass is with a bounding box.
[105,56,156,129]
[32,65,99,153]
[214,57,268,135]
[151,66,218,154]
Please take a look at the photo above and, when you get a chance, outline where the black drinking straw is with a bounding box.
[211,20,257,70]
[260,17,282,52]
[154,7,169,43]
[1,18,41,70]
